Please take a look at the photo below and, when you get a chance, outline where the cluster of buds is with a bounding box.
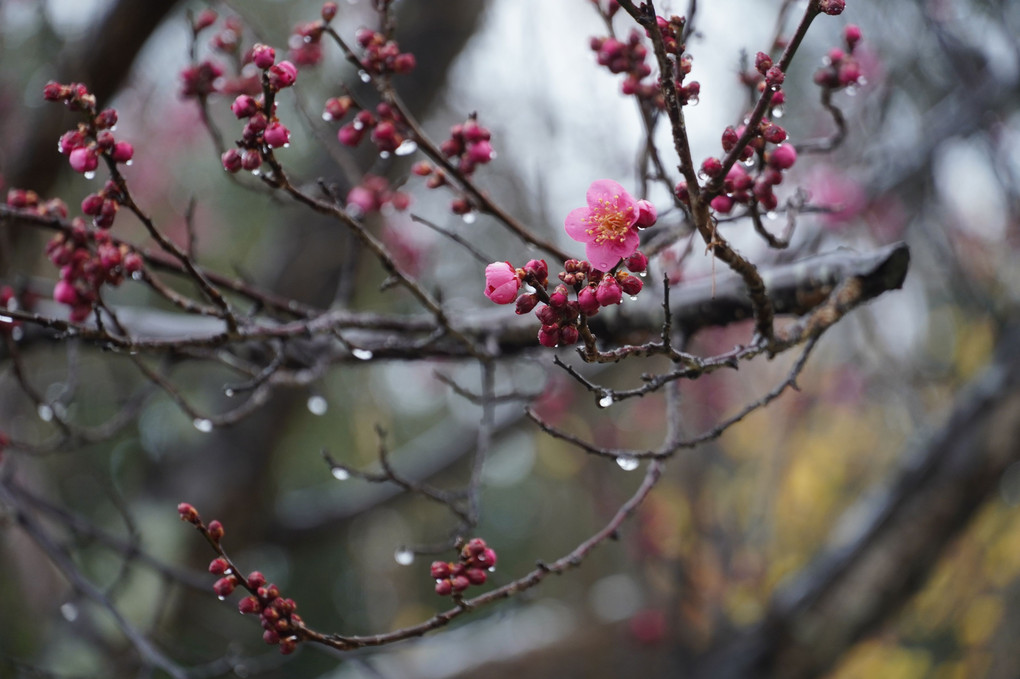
[431,538,497,596]
[182,13,265,98]
[485,253,645,348]
[6,188,68,221]
[653,15,699,106]
[179,60,226,98]
[287,3,337,66]
[178,504,303,656]
[688,118,795,213]
[46,217,142,322]
[814,25,864,90]
[589,0,621,19]
[749,51,787,109]
[221,47,297,174]
[80,179,126,229]
[355,28,416,76]
[590,31,655,99]
[411,117,495,216]
[345,174,411,217]
[335,101,412,156]
[45,82,134,176]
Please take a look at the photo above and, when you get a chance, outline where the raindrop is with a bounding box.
[771,106,785,119]
[0,315,12,323]
[598,393,614,409]
[352,348,373,360]
[352,120,364,131]
[38,404,54,422]
[462,212,477,224]
[628,296,638,302]
[307,395,328,416]
[638,271,647,278]
[765,211,778,221]
[394,547,415,566]
[358,70,371,83]
[125,160,133,166]
[217,595,226,601]
[395,139,418,156]
[131,271,143,281]
[224,388,235,398]
[615,456,640,471]
[321,112,332,121]
[193,418,213,433]
[379,151,391,159]
[84,171,96,180]
[331,466,350,481]
[60,602,78,621]
[11,327,23,341]
[845,85,858,97]
[857,77,868,87]
[251,169,260,177]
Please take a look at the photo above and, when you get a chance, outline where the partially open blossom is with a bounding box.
[564,180,642,271]
[484,262,521,304]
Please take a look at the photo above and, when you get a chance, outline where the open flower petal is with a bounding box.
[565,179,642,271]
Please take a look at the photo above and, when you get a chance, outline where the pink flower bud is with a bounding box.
[95,108,118,129]
[596,276,623,306]
[393,53,416,74]
[221,149,242,172]
[484,261,521,305]
[251,44,276,69]
[207,520,225,541]
[765,66,785,86]
[323,96,352,120]
[177,502,200,523]
[515,294,538,315]
[625,251,648,273]
[68,147,98,174]
[700,156,723,178]
[762,124,787,144]
[844,24,862,50]
[538,325,560,348]
[43,81,67,101]
[81,194,104,215]
[721,126,739,151]
[559,325,579,345]
[238,596,259,615]
[247,571,266,589]
[111,142,134,163]
[431,561,452,579]
[231,94,259,118]
[768,143,797,170]
[268,60,297,89]
[435,579,453,596]
[465,568,488,585]
[264,122,291,148]
[337,123,364,147]
[523,259,548,284]
[356,28,377,47]
[208,557,230,574]
[819,0,845,15]
[466,140,494,164]
[710,194,734,214]
[53,280,79,306]
[636,199,657,227]
[213,576,236,598]
[755,51,773,74]
[617,272,643,296]
[578,286,600,315]
[321,2,338,21]
[59,130,85,155]
[193,9,217,32]
[241,149,262,171]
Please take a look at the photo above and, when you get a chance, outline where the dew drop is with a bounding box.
[379,150,391,159]
[845,85,858,97]
[352,120,364,131]
[11,327,23,341]
[395,139,418,156]
[358,70,371,83]
[462,212,477,224]
[321,111,332,121]
[131,271,143,281]
[331,466,350,481]
[60,602,78,621]
[772,106,785,119]
[638,271,647,278]
[0,315,12,324]
[628,296,638,302]
[251,169,260,177]
[83,171,96,180]
[394,547,415,566]
[193,418,213,433]
[765,211,778,221]
[38,404,54,422]
[352,348,373,360]
[616,456,640,471]
[598,393,614,408]
[217,595,226,601]
[224,388,235,398]
[306,395,328,416]
[125,160,133,166]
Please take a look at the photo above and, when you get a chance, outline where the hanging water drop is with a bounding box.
[331,466,350,481]
[379,151,391,159]
[217,595,226,601]
[394,547,415,566]
[598,393,614,408]
[352,348,373,360]
[395,139,418,156]
[638,271,647,278]
[358,70,371,83]
[462,212,477,224]
[0,315,12,324]
[616,456,640,471]
[60,602,78,621]
[131,271,143,281]
[224,388,235,398]
[306,395,328,416]
[771,106,785,119]
[193,418,213,433]
[38,404,54,422]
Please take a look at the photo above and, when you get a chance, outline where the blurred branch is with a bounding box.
[694,322,1020,678]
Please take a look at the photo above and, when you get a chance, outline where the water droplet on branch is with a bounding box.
[394,547,414,565]
[615,456,640,471]
[193,418,213,433]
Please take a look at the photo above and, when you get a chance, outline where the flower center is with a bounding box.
[584,196,633,244]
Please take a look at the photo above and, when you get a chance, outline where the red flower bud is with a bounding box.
[207,520,225,542]
[177,502,200,523]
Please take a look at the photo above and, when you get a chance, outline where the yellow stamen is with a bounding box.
[583,195,634,244]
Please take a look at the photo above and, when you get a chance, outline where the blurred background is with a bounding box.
[1,0,1019,677]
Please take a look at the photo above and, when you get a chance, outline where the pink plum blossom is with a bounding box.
[484,262,521,304]
[564,180,643,271]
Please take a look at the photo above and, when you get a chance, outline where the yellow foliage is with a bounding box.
[831,639,933,679]
[957,595,1003,647]
[953,315,995,381]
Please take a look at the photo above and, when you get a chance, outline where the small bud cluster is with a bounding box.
[431,538,497,596]
[345,174,411,217]
[178,504,303,655]
[355,28,416,76]
[485,253,646,348]
[45,215,142,322]
[653,15,700,106]
[589,0,621,19]
[414,117,495,216]
[590,31,655,99]
[6,188,68,221]
[182,13,265,98]
[179,60,226,98]
[814,25,865,90]
[818,0,846,16]
[334,101,410,156]
[746,51,787,109]
[690,118,795,214]
[221,48,297,174]
[45,82,134,176]
[288,3,337,67]
[81,180,126,229]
